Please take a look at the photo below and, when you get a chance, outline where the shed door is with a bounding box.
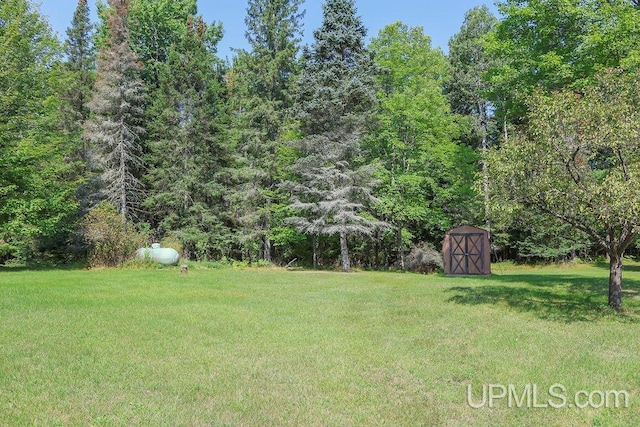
[449,232,485,275]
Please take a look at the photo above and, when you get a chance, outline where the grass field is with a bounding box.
[1,262,639,426]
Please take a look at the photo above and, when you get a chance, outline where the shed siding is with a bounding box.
[443,225,491,275]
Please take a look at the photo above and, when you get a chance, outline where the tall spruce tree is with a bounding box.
[84,0,146,219]
[287,0,385,271]
[228,0,304,262]
[63,0,97,216]
[144,16,232,261]
[64,0,96,130]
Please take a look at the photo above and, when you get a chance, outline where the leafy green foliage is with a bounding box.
[486,0,640,120]
[447,6,498,129]
[0,0,80,264]
[368,22,480,268]
[96,0,203,87]
[447,4,500,185]
[487,68,640,308]
[81,201,147,267]
[493,209,591,263]
[9,0,640,275]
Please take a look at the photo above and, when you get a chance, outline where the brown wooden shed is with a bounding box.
[442,225,491,275]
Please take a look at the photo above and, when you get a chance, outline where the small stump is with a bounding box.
[181,264,188,274]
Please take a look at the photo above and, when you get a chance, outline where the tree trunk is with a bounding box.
[608,253,623,310]
[262,235,272,263]
[262,208,272,262]
[481,132,491,234]
[397,227,405,270]
[340,231,350,272]
[313,234,318,270]
[503,115,509,143]
[374,229,380,269]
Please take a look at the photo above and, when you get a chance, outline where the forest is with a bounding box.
[2,0,640,303]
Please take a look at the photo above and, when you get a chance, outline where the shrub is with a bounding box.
[82,202,148,267]
[405,243,443,274]
[160,233,184,259]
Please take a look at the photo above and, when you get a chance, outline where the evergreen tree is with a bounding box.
[84,0,146,219]
[62,0,97,217]
[64,0,96,130]
[287,0,385,271]
[144,16,232,261]
[228,0,304,262]
[486,68,640,309]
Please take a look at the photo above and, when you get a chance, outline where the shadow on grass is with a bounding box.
[593,260,640,273]
[0,262,87,273]
[446,273,640,323]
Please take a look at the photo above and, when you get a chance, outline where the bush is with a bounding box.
[405,243,443,274]
[160,233,184,259]
[82,202,148,268]
[120,257,162,270]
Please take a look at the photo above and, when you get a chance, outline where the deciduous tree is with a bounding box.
[486,69,640,310]
[0,0,79,263]
[96,0,199,87]
[447,6,499,231]
[486,0,640,121]
[369,22,478,268]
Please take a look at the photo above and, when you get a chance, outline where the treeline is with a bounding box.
[1,0,639,270]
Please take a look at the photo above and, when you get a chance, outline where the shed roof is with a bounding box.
[446,225,488,235]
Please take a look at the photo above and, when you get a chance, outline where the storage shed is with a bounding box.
[442,225,491,275]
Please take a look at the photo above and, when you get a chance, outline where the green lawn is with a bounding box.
[1,263,639,426]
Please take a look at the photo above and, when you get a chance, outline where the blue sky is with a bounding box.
[39,0,499,60]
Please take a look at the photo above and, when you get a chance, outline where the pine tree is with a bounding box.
[84,0,146,219]
[144,16,232,261]
[61,0,98,218]
[64,0,96,129]
[287,0,385,271]
[228,0,304,262]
